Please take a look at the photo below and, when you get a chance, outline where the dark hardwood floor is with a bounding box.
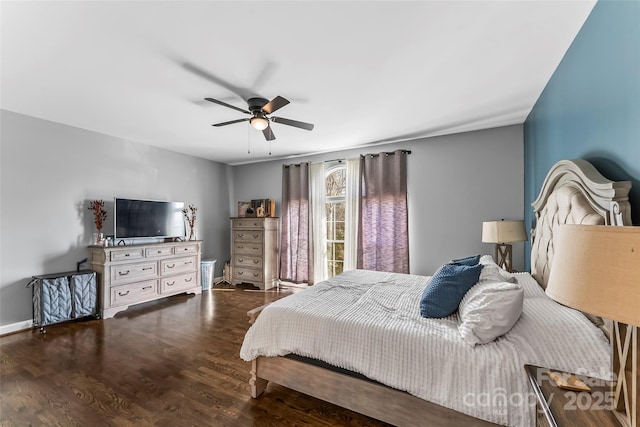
[0,289,390,426]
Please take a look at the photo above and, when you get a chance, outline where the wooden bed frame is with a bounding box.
[246,159,633,427]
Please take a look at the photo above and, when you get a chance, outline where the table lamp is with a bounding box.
[546,224,640,427]
[481,219,527,272]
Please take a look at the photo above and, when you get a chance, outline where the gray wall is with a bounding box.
[0,111,523,330]
[0,110,231,329]
[232,125,524,276]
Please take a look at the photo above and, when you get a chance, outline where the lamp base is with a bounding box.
[612,322,638,427]
[494,243,513,272]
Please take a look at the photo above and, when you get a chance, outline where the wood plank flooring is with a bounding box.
[0,289,390,426]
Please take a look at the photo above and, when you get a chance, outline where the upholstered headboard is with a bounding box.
[530,159,632,289]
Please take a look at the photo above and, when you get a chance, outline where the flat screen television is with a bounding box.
[114,198,185,239]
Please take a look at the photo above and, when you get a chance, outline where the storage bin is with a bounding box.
[201,259,217,290]
[29,270,97,332]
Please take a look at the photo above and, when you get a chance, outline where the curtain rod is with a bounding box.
[284,149,412,167]
[283,162,309,168]
[360,149,412,158]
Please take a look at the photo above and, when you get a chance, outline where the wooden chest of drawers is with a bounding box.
[231,218,279,290]
[89,241,201,318]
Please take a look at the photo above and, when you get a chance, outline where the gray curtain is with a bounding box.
[280,162,314,284]
[357,150,409,273]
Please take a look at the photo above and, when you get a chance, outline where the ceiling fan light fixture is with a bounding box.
[250,116,269,131]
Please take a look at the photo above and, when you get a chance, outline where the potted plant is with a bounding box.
[182,204,197,240]
[88,200,108,245]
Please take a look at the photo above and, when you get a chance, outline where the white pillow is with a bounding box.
[458,280,524,346]
[479,254,498,266]
[478,264,516,284]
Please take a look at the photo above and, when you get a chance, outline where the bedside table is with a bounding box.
[524,364,620,427]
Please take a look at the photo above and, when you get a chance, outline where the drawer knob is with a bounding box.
[238,233,244,237]
[157,250,162,254]
[167,281,175,286]
[238,258,244,262]
[142,286,152,290]
[238,271,244,275]
[167,264,175,269]
[253,260,259,264]
[125,254,130,257]
[238,245,244,249]
[118,290,130,296]
[119,270,130,276]
[253,273,259,277]
[253,234,259,238]
[143,267,152,271]
[185,277,192,282]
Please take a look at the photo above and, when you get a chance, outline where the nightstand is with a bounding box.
[524,364,620,427]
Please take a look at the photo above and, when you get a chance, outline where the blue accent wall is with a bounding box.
[524,0,640,270]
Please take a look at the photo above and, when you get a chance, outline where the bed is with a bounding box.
[240,159,632,427]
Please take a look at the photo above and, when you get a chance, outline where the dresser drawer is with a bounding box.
[111,280,157,306]
[160,272,197,294]
[174,244,198,256]
[110,248,144,262]
[232,218,265,229]
[145,246,173,258]
[234,267,263,283]
[161,256,196,274]
[233,230,264,243]
[234,255,263,269]
[111,261,157,284]
[234,242,262,255]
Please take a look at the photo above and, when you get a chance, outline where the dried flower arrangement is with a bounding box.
[88,200,108,233]
[182,204,197,240]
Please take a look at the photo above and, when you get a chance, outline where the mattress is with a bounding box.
[240,269,611,427]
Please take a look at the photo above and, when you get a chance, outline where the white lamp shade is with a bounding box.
[250,117,269,131]
[545,225,640,326]
[482,220,527,244]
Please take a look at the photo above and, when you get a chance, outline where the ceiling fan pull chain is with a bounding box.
[247,123,251,154]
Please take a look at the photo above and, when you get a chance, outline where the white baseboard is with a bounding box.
[0,319,33,336]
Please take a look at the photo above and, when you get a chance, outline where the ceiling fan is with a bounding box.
[205,96,314,141]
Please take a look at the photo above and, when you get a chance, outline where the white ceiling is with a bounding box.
[1,1,595,165]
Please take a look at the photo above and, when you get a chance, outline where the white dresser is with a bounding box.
[89,241,201,319]
[230,218,279,290]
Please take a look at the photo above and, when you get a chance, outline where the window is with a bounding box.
[325,165,346,277]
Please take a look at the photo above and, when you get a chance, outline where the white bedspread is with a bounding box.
[240,269,611,427]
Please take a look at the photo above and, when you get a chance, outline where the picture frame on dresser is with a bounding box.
[250,199,275,218]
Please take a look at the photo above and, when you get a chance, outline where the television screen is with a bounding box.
[114,198,185,239]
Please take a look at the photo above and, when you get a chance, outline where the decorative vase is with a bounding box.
[94,232,104,245]
[188,228,196,241]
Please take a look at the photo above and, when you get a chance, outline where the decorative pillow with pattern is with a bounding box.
[420,263,483,318]
[450,255,481,266]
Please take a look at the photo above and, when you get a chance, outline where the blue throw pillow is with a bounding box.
[451,255,480,266]
[420,263,483,318]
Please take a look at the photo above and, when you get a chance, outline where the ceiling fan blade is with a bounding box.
[212,118,250,127]
[205,97,251,114]
[262,126,276,141]
[271,116,314,131]
[261,96,290,114]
